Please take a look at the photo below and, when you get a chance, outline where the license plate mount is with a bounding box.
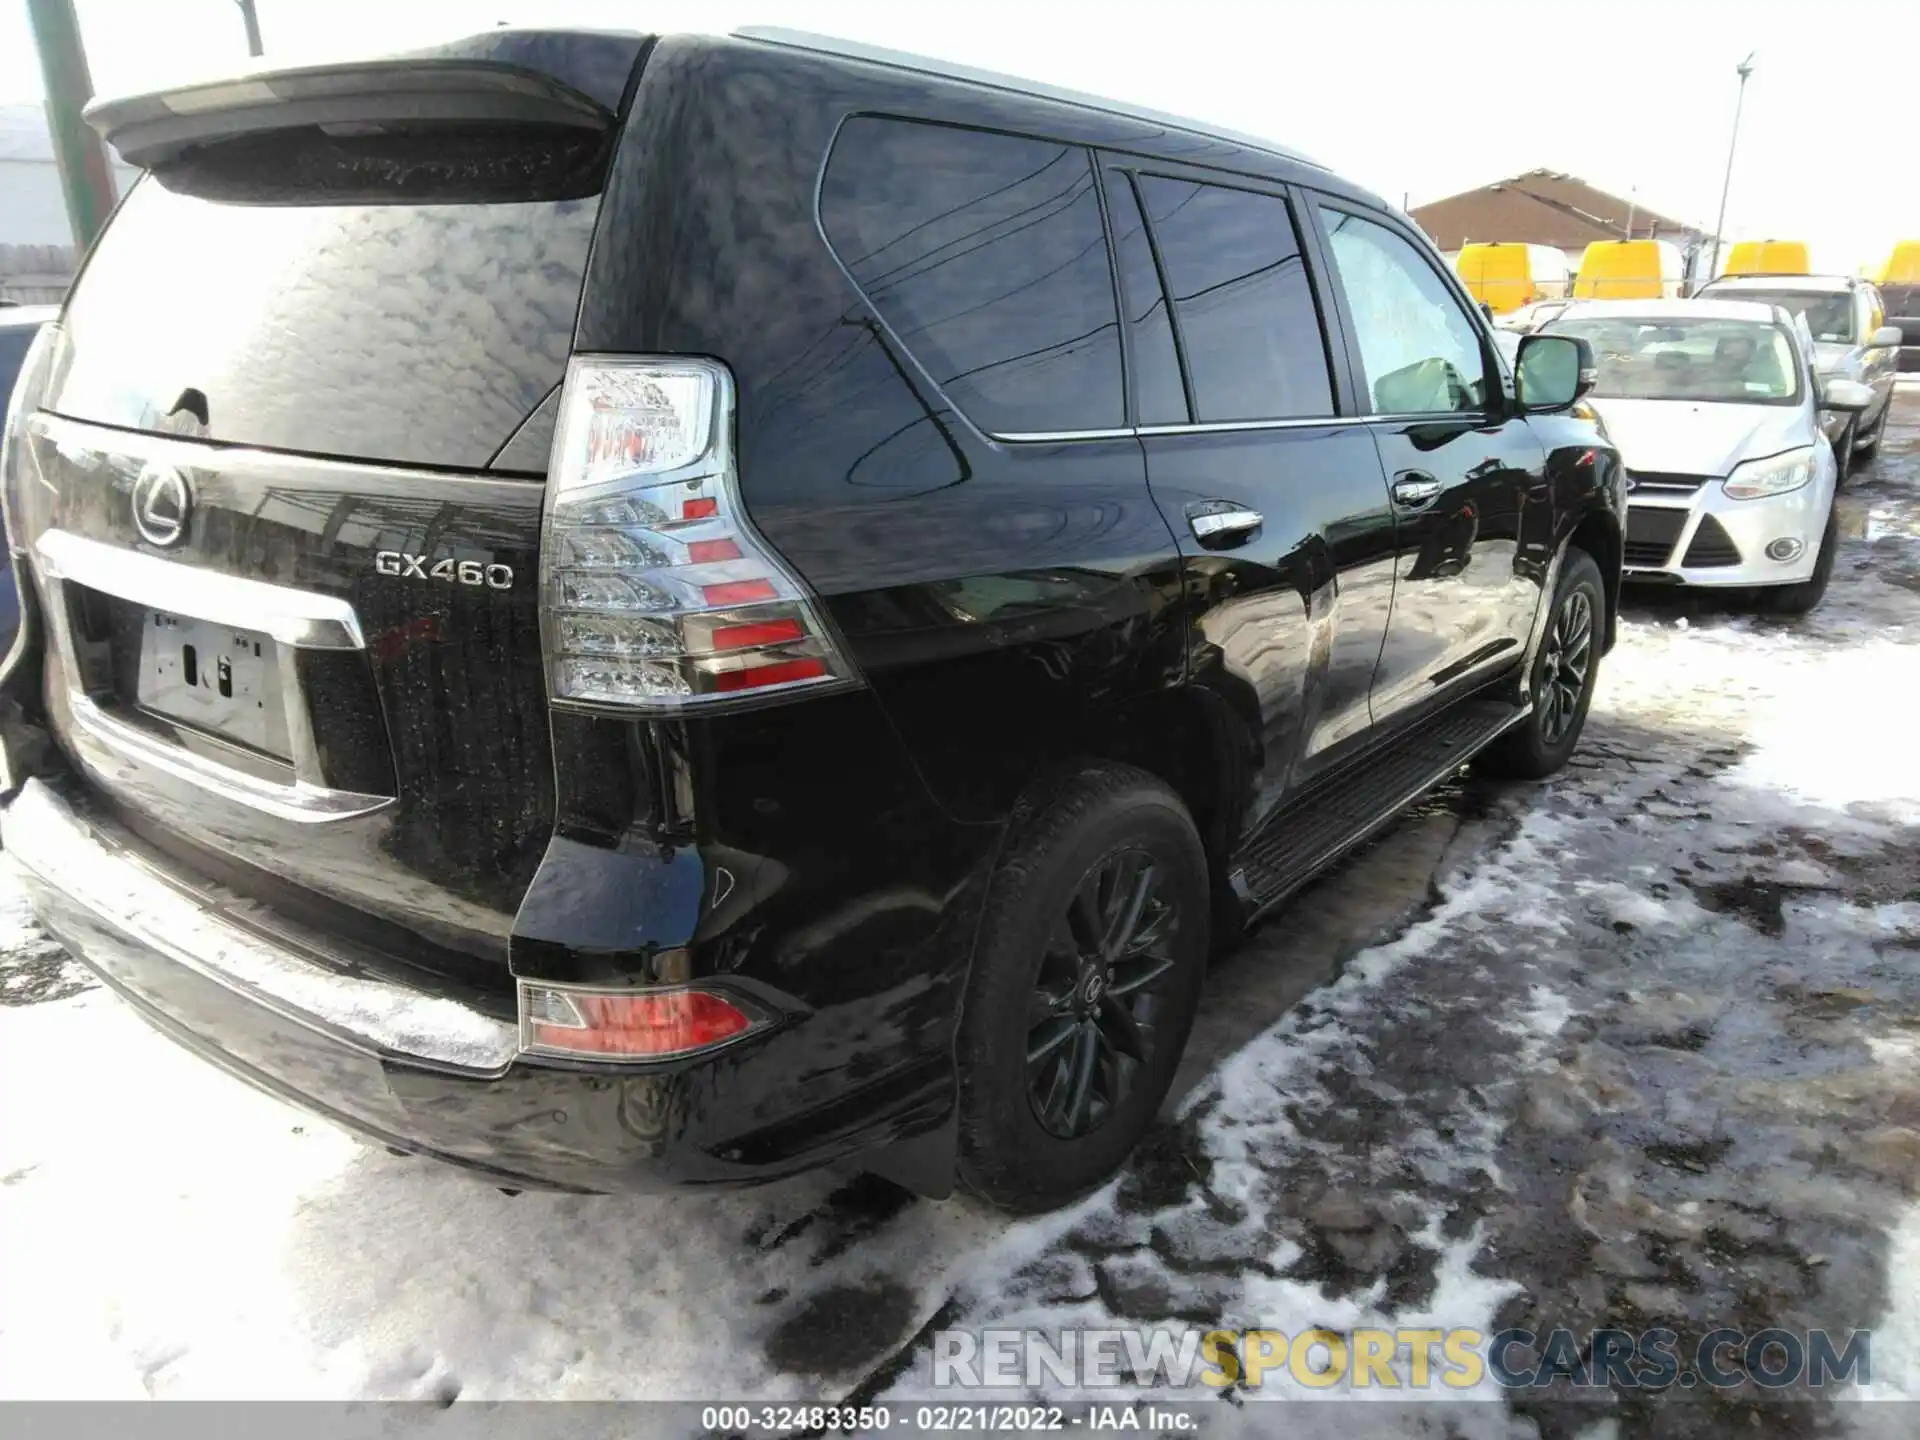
[133,609,292,760]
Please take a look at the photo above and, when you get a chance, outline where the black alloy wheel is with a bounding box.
[1025,847,1178,1140]
[1475,546,1606,781]
[953,763,1210,1213]
[1536,585,1594,747]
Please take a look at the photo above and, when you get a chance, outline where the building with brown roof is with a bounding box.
[1411,169,1710,286]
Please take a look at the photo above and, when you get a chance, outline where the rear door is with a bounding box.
[11,38,645,972]
[1109,160,1399,828]
[1305,199,1549,728]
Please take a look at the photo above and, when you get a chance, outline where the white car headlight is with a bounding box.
[1722,447,1816,501]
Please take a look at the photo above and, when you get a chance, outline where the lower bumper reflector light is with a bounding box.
[519,983,759,1060]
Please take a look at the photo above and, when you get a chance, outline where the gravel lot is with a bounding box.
[4,386,1919,1436]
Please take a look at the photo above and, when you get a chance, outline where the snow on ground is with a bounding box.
[3,395,1920,1434]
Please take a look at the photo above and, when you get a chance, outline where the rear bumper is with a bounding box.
[2,778,951,1192]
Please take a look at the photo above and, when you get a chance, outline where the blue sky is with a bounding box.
[3,0,1911,273]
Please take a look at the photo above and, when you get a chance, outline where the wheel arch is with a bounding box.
[971,681,1257,960]
[1564,507,1622,652]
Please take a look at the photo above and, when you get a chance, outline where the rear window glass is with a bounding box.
[821,117,1123,436]
[1135,176,1333,423]
[49,177,595,471]
[1720,290,1853,344]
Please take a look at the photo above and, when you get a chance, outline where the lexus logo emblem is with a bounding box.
[131,464,191,547]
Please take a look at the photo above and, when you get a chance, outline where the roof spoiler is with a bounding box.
[86,58,614,169]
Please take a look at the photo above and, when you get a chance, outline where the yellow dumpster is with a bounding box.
[1721,239,1810,276]
[1571,239,1683,300]
[1869,240,1920,287]
[1453,243,1570,314]
[1873,240,1920,353]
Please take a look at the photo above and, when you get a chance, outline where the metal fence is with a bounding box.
[0,243,75,305]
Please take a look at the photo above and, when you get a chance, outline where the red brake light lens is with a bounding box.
[712,657,830,693]
[519,983,762,1060]
[686,538,742,564]
[700,579,777,607]
[710,618,805,651]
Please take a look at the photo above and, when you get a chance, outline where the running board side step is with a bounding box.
[1231,699,1526,919]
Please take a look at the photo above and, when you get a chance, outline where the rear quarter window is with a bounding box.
[820,116,1123,437]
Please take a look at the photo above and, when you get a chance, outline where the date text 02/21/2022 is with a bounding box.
[697,1405,1197,1432]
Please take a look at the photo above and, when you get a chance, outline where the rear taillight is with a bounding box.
[518,980,765,1060]
[540,356,858,710]
[1,322,60,553]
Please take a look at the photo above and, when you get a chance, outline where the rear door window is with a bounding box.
[1133,176,1334,423]
[821,117,1123,436]
[1102,170,1188,426]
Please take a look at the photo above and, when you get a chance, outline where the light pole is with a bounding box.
[235,0,263,57]
[25,0,118,249]
[1709,52,1755,282]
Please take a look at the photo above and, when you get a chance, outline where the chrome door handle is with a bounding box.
[1391,473,1443,508]
[1188,505,1264,549]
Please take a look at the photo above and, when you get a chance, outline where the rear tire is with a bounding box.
[1475,548,1605,781]
[1757,505,1838,616]
[955,764,1209,1214]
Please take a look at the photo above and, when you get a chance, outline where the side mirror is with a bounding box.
[1820,377,1875,412]
[1870,325,1905,349]
[1515,333,1596,412]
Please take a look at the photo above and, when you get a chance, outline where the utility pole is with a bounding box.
[235,0,263,57]
[1709,53,1756,282]
[25,0,118,250]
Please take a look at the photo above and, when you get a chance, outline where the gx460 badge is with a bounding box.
[375,551,514,589]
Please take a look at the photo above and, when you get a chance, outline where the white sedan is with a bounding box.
[1542,298,1875,614]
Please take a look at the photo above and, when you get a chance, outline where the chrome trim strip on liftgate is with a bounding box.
[35,529,392,823]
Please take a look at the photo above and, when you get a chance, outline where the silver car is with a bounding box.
[1544,299,1876,614]
[1695,273,1900,478]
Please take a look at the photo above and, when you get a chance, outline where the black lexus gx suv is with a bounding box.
[0,27,1622,1212]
